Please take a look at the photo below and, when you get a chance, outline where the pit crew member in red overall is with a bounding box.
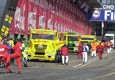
[96,42,104,59]
[10,39,23,74]
[0,40,11,73]
[78,42,83,59]
[61,44,69,65]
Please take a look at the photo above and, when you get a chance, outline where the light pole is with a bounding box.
[101,21,104,39]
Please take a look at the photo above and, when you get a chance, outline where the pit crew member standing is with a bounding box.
[61,44,69,65]
[82,43,89,64]
[107,40,111,53]
[91,41,97,56]
[78,42,83,59]
[22,39,29,67]
[96,42,104,59]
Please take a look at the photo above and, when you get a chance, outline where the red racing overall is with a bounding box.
[61,44,69,64]
[10,42,22,73]
[78,43,83,59]
[97,44,104,59]
[0,44,10,72]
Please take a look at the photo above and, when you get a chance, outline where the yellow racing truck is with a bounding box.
[58,32,80,53]
[80,35,96,43]
[27,29,65,62]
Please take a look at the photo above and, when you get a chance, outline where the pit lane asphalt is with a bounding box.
[0,50,115,80]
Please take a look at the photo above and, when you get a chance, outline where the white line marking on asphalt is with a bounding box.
[73,63,82,68]
[79,58,98,68]
[73,57,98,68]
[73,52,110,68]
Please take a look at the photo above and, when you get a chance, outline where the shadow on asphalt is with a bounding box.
[0,71,8,74]
[28,59,58,63]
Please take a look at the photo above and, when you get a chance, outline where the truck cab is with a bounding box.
[67,32,80,53]
[104,33,115,48]
[80,35,96,43]
[28,29,65,62]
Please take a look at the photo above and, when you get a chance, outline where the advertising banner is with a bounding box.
[88,9,115,21]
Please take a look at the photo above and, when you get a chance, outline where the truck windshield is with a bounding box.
[104,36,113,41]
[32,34,54,40]
[81,38,94,40]
[68,36,78,41]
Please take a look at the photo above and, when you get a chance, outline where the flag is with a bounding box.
[47,13,53,30]
[28,0,37,30]
[47,1,53,30]
[32,0,37,29]
[38,0,46,29]
[10,0,21,34]
[23,0,29,34]
[10,0,26,34]
[20,0,26,33]
[27,0,32,30]
[54,21,58,31]
[38,7,45,29]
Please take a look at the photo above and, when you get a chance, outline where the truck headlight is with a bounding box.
[28,54,31,57]
[48,54,52,56]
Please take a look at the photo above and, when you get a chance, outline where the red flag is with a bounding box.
[32,0,37,29]
[27,0,32,30]
[38,7,45,29]
[47,1,53,30]
[20,0,27,34]
[10,0,22,34]
[38,0,47,29]
[10,0,27,34]
[36,0,40,29]
[54,15,58,31]
[24,0,29,34]
[28,0,37,29]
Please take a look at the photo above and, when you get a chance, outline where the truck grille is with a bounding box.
[68,43,75,47]
[34,44,47,55]
[69,47,74,50]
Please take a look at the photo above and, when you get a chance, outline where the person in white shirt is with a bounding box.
[82,43,89,64]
